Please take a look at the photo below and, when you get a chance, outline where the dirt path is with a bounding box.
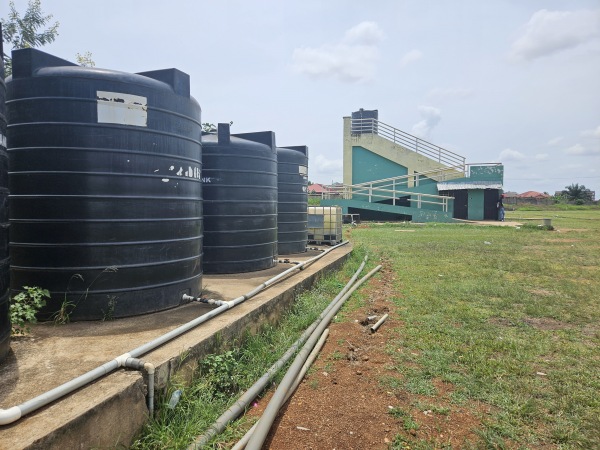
[247,263,483,449]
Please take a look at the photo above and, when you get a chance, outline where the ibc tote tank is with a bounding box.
[308,206,342,245]
[0,24,9,360]
[202,123,278,273]
[276,146,308,255]
[6,49,203,320]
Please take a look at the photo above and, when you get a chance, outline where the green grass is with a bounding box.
[511,204,599,212]
[352,210,600,448]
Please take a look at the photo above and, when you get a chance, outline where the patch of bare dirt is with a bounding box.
[522,317,570,331]
[249,265,489,449]
[490,316,571,332]
[526,288,556,297]
[489,317,518,327]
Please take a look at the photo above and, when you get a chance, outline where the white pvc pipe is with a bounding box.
[370,313,389,333]
[0,241,349,426]
[231,329,330,450]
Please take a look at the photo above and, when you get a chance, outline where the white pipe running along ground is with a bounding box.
[188,255,368,449]
[0,241,349,426]
[231,329,330,450]
[245,265,383,450]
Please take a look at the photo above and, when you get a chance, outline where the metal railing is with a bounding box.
[322,183,453,212]
[351,118,466,167]
[351,164,467,189]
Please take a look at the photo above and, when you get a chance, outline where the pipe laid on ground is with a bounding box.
[231,329,330,450]
[188,255,367,449]
[245,265,382,450]
[0,241,349,426]
[370,313,389,333]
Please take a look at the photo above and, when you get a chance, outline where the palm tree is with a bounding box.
[562,183,592,202]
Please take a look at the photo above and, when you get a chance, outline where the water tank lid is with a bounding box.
[281,145,309,157]
[136,68,190,97]
[217,123,231,145]
[11,48,76,78]
[232,131,276,153]
[351,108,378,118]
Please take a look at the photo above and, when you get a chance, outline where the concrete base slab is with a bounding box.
[0,244,352,449]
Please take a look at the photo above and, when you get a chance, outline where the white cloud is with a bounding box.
[313,154,343,171]
[426,87,474,101]
[399,49,423,68]
[509,9,600,62]
[309,154,343,182]
[498,148,526,162]
[411,106,441,138]
[565,144,600,156]
[581,125,600,138]
[342,21,384,45]
[535,153,549,161]
[292,22,383,83]
[547,136,564,146]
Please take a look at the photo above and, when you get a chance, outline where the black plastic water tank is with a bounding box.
[0,24,10,360]
[351,108,379,134]
[202,123,277,273]
[7,49,202,320]
[276,146,308,255]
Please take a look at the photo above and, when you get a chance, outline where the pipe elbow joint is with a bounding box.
[0,406,22,425]
[143,362,155,374]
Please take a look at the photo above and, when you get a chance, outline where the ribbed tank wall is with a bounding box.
[6,49,202,320]
[202,124,277,273]
[0,24,10,360]
[276,146,308,255]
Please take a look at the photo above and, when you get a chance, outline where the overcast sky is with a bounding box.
[5,0,600,195]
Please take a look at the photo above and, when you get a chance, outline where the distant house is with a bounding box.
[511,190,551,205]
[518,191,549,199]
[308,183,329,194]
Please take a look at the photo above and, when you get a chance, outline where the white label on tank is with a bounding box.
[0,133,6,148]
[97,91,147,127]
[299,165,308,177]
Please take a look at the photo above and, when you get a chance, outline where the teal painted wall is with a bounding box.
[352,146,407,184]
[468,190,485,220]
[351,146,443,209]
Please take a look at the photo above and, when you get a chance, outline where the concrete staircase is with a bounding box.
[322,117,466,222]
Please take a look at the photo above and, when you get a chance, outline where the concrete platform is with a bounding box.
[0,244,352,449]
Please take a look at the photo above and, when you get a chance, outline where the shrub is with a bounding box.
[10,286,50,335]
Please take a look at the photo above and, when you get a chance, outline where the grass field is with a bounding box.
[347,209,600,448]
[132,208,599,449]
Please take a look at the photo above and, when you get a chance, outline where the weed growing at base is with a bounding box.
[10,286,50,335]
